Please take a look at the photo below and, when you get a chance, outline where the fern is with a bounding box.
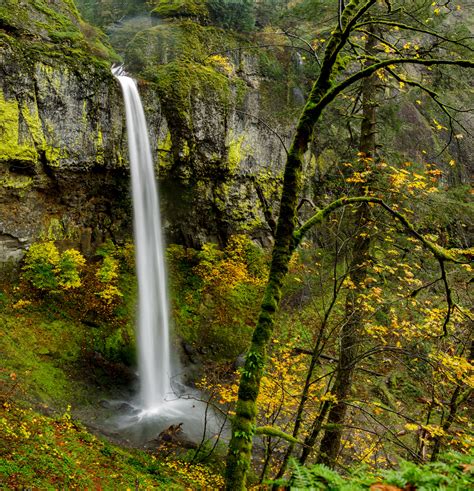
[279,452,473,490]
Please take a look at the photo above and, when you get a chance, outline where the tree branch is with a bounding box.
[255,426,305,445]
[353,20,474,52]
[293,196,471,264]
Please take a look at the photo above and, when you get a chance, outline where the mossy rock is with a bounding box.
[125,20,240,74]
[142,51,234,166]
[0,0,120,68]
[151,0,209,21]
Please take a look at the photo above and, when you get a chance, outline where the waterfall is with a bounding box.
[110,67,225,444]
[113,69,172,410]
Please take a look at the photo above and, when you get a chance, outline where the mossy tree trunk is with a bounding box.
[224,3,376,488]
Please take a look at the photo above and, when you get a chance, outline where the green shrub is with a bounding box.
[95,241,123,304]
[285,451,474,490]
[22,242,85,291]
[208,0,255,31]
[57,249,86,289]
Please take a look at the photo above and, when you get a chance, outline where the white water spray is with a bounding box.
[113,68,172,410]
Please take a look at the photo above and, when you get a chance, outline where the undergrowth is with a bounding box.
[0,401,224,489]
[285,452,474,490]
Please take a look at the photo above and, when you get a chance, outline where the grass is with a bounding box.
[2,308,86,406]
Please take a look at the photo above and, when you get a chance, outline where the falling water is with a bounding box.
[113,68,172,410]
[110,67,226,444]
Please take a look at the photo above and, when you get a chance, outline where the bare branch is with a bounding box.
[353,20,474,52]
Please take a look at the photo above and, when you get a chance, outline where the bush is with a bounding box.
[208,0,255,32]
[95,241,123,305]
[168,235,267,359]
[22,242,85,291]
[286,451,474,490]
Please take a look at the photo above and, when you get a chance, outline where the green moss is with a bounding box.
[81,99,88,126]
[151,0,209,20]
[236,400,258,420]
[99,326,136,366]
[152,60,232,166]
[39,217,79,241]
[0,89,72,169]
[0,0,120,70]
[158,131,173,173]
[0,172,33,191]
[153,58,232,115]
[96,127,105,165]
[0,91,38,164]
[1,312,84,404]
[227,133,249,171]
[126,19,242,74]
[158,130,173,154]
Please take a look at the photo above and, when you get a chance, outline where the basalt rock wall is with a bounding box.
[0,1,297,275]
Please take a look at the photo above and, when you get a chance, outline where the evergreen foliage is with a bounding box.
[208,0,255,31]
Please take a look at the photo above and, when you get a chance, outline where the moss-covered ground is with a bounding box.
[0,263,226,488]
[0,400,224,489]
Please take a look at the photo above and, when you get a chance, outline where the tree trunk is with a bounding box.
[224,3,371,488]
[316,26,378,468]
[315,232,369,466]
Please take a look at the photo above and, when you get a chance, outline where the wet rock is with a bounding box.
[147,423,198,450]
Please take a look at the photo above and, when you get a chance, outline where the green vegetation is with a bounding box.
[22,242,86,291]
[1,241,135,405]
[0,401,223,488]
[0,0,120,68]
[151,0,209,21]
[149,0,255,31]
[207,0,255,32]
[168,235,266,359]
[287,452,474,490]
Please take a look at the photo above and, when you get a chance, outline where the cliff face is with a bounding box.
[2,0,472,275]
[0,60,131,266]
[1,1,299,274]
[119,9,296,247]
[1,1,124,272]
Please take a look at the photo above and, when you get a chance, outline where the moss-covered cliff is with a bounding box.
[0,0,305,271]
[0,1,151,272]
[117,4,301,247]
